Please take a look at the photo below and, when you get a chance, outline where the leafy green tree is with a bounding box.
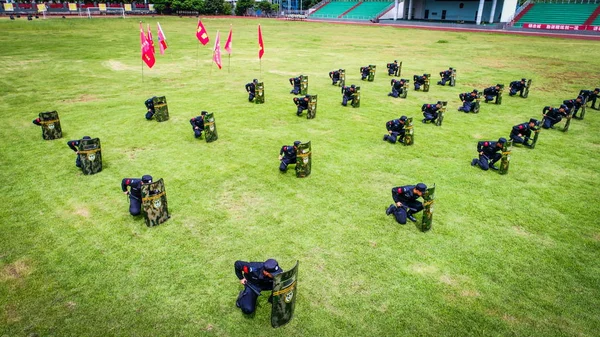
[203,0,226,14]
[235,0,254,15]
[223,1,233,14]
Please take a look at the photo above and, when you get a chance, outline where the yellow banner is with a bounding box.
[98,3,106,11]
[3,3,14,11]
[124,4,132,11]
[37,4,46,12]
[148,4,154,11]
[68,3,77,11]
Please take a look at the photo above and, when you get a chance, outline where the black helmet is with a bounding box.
[351,84,356,89]
[416,183,427,193]
[201,111,207,116]
[82,136,91,140]
[293,141,301,147]
[498,137,507,144]
[142,175,153,183]
[400,116,407,122]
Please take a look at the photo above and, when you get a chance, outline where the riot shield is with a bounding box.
[38,111,62,140]
[141,178,170,227]
[403,117,414,146]
[423,74,431,92]
[562,113,572,132]
[522,79,531,98]
[339,69,346,88]
[203,112,218,142]
[420,184,435,232]
[271,261,299,328]
[399,80,409,99]
[472,93,481,113]
[78,138,102,175]
[397,61,402,77]
[255,82,265,104]
[450,68,456,87]
[530,127,541,149]
[295,141,311,178]
[152,96,169,122]
[499,140,512,175]
[307,95,317,119]
[495,84,505,105]
[368,65,376,82]
[300,75,308,95]
[352,86,361,108]
[436,101,447,126]
[578,96,587,120]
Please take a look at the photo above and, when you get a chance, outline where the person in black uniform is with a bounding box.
[234,258,283,315]
[385,183,427,224]
[67,136,92,168]
[360,66,370,80]
[437,67,453,86]
[458,89,479,112]
[579,88,599,110]
[387,60,399,76]
[341,84,356,106]
[121,174,153,216]
[144,97,156,120]
[541,105,568,129]
[422,102,442,123]
[245,79,258,102]
[509,78,527,96]
[329,69,342,85]
[388,78,407,98]
[289,76,301,95]
[293,95,309,116]
[383,116,408,144]
[279,141,300,172]
[509,119,538,147]
[483,84,502,103]
[471,138,506,171]
[190,111,207,138]
[413,74,427,91]
[563,96,584,118]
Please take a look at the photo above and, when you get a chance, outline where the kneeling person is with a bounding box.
[190,111,207,138]
[422,102,442,123]
[383,116,408,143]
[483,84,501,103]
[121,175,153,216]
[279,141,300,172]
[542,105,568,129]
[234,259,283,315]
[245,79,258,102]
[510,119,538,147]
[471,138,506,171]
[293,95,309,116]
[144,97,156,120]
[385,183,427,224]
[67,136,92,168]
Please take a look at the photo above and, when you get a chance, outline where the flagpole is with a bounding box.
[196,41,199,69]
[140,20,144,83]
[228,54,230,74]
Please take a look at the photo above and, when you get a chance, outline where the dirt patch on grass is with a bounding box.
[0,259,32,282]
[2,304,21,323]
[65,301,77,310]
[104,60,137,71]
[461,289,480,297]
[62,94,100,103]
[410,263,438,275]
[75,207,90,217]
[512,226,530,237]
[124,147,147,160]
[439,274,456,285]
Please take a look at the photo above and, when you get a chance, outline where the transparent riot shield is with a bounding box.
[295,141,311,178]
[420,184,435,232]
[495,84,505,105]
[307,95,317,119]
[352,86,361,108]
[203,112,218,142]
[450,68,456,87]
[339,69,345,88]
[436,101,447,126]
[404,117,414,146]
[522,79,532,98]
[271,261,299,328]
[300,75,308,95]
[368,65,376,82]
[39,111,62,140]
[423,74,431,92]
[141,178,170,227]
[499,140,512,175]
[256,82,265,104]
[153,96,169,122]
[78,138,102,175]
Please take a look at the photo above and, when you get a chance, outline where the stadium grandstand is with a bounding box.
[511,1,600,31]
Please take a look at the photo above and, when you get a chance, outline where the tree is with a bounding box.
[203,0,225,14]
[235,0,253,16]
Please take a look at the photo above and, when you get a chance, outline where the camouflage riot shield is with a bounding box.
[271,261,299,328]
[368,65,376,82]
[522,79,531,98]
[562,113,572,132]
[499,140,512,175]
[423,74,431,92]
[78,138,102,175]
[307,95,317,119]
[420,184,435,232]
[255,82,265,104]
[397,61,402,77]
[578,96,587,120]
[472,93,481,113]
[300,75,308,95]
[352,86,361,108]
[295,142,311,178]
[403,117,414,146]
[339,69,346,87]
[450,68,456,87]
[203,112,218,142]
[495,84,505,105]
[530,127,541,149]
[38,111,62,140]
[141,178,170,227]
[152,96,169,122]
[436,101,447,126]
[399,80,409,99]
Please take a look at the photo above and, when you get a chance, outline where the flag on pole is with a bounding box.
[157,22,168,55]
[196,19,210,45]
[146,24,155,55]
[224,26,232,55]
[258,24,264,59]
[140,22,155,68]
[212,31,222,69]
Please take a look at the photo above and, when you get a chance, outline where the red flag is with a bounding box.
[140,22,155,68]
[146,24,155,55]
[157,22,167,55]
[224,26,232,55]
[258,24,264,59]
[196,19,209,45]
[212,31,222,69]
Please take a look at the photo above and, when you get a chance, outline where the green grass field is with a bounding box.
[1,17,599,336]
